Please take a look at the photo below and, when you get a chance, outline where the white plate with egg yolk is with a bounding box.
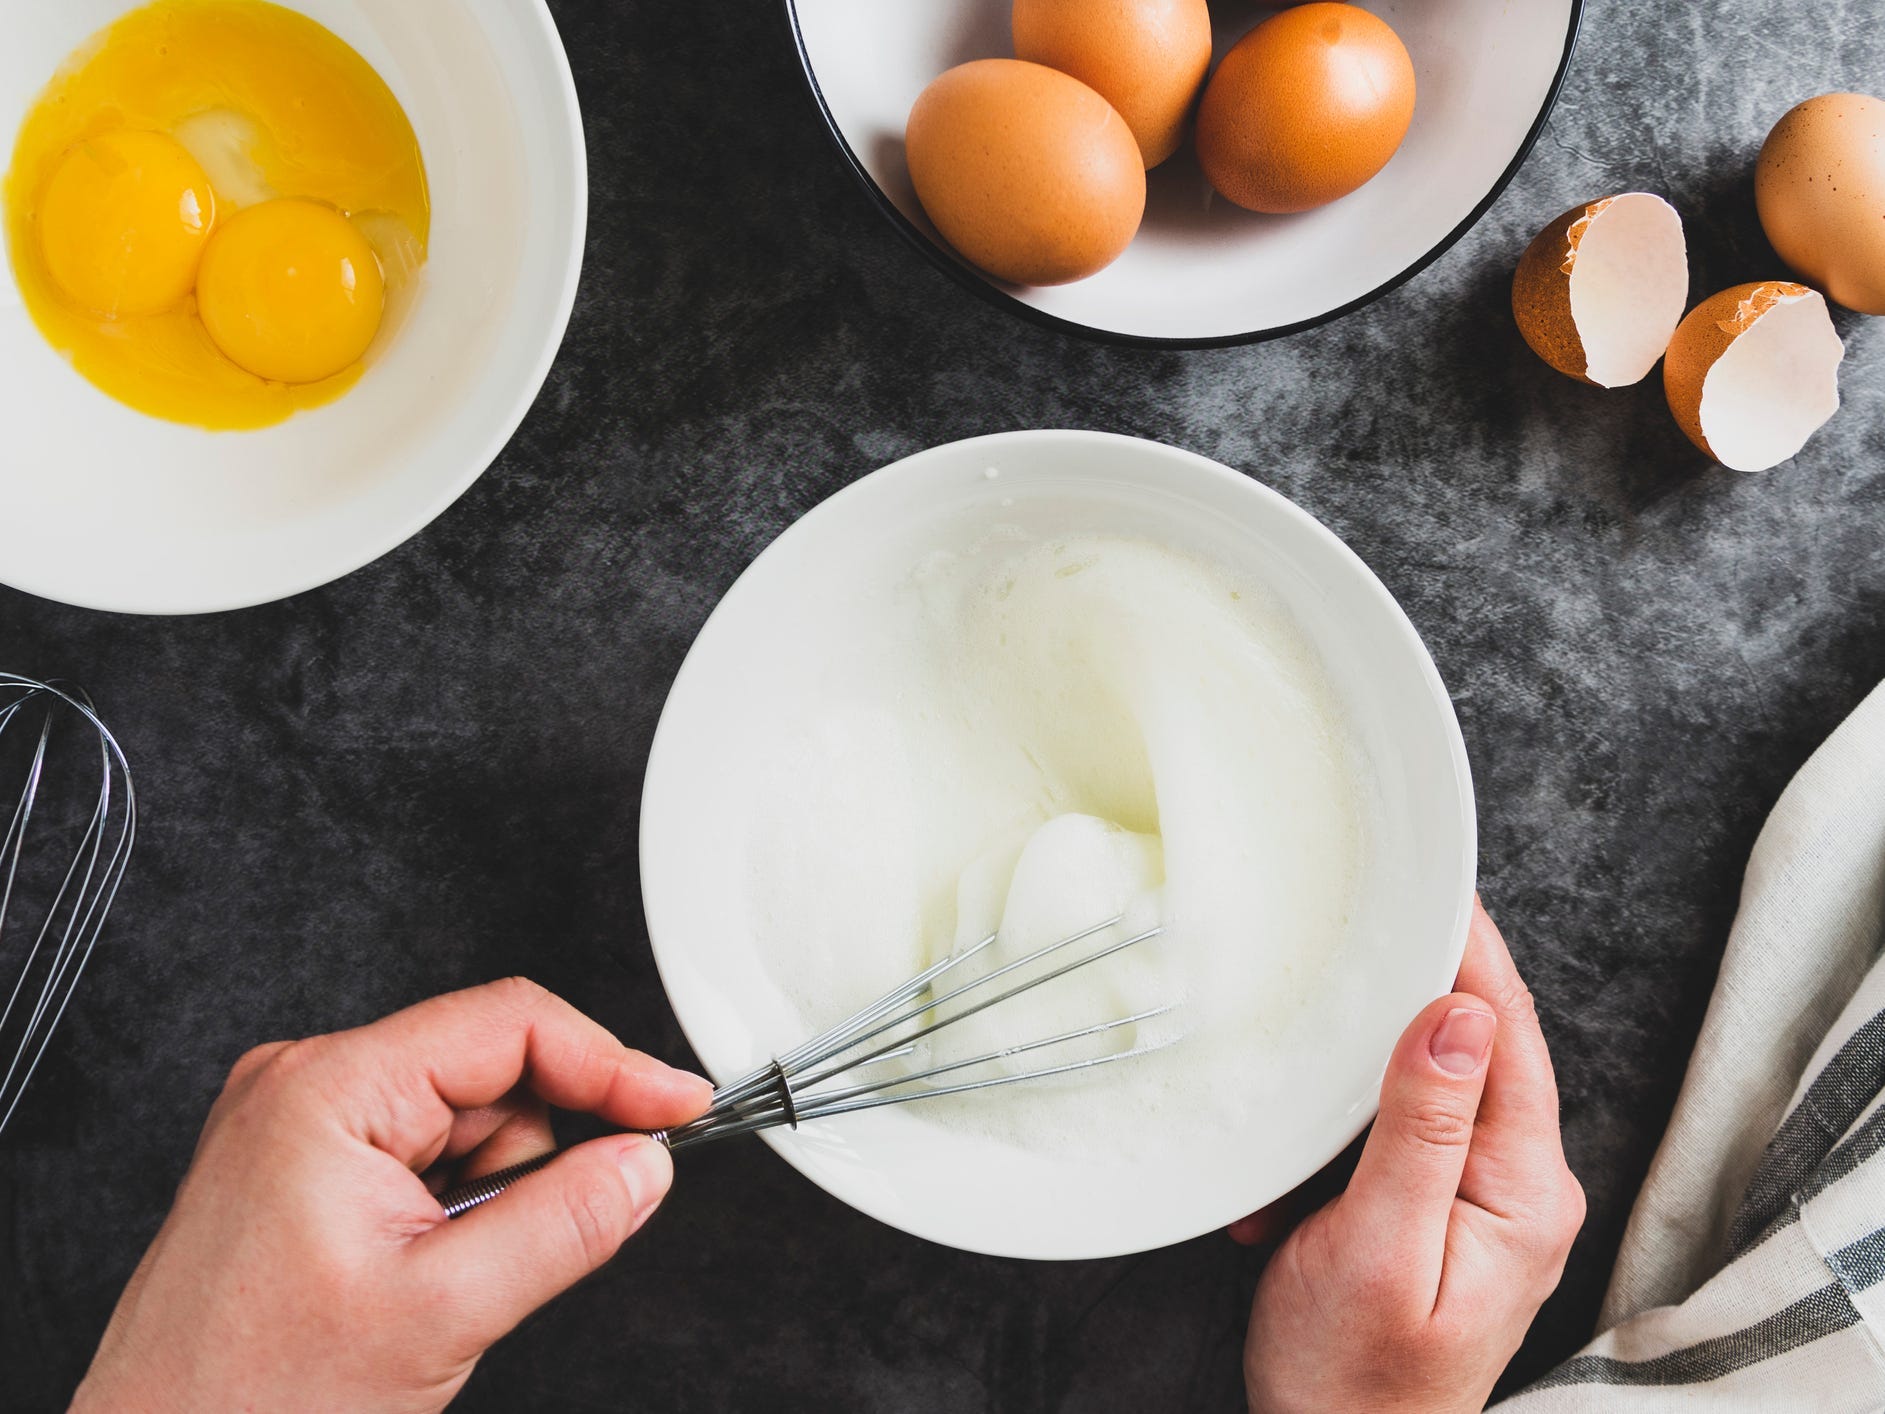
[640,429,1477,1260]
[0,0,585,613]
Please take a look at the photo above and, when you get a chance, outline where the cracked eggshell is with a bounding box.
[1663,282,1844,472]
[1511,193,1689,387]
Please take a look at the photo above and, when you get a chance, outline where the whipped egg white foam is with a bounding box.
[743,530,1374,1153]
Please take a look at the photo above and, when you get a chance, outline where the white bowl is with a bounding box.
[641,430,1475,1259]
[787,0,1581,346]
[0,0,585,614]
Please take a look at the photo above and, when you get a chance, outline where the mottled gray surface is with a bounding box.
[3,1,1883,1409]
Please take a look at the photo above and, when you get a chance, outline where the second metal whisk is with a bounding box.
[0,675,135,1138]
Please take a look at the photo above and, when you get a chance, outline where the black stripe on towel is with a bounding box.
[1729,1007,1885,1255]
[1804,1103,1885,1202]
[1826,1224,1885,1294]
[1526,1284,1860,1389]
[1735,1103,1885,1257]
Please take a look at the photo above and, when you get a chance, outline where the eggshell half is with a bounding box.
[1663,283,1844,472]
[1512,193,1689,387]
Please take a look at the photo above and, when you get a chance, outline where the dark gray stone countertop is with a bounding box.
[3,1,1883,1409]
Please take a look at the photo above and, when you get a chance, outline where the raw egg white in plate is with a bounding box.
[0,0,586,613]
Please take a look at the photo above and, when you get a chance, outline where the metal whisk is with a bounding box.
[0,675,135,1137]
[440,914,1169,1217]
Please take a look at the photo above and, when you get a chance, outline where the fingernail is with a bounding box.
[1430,1008,1496,1076]
[652,1069,714,1119]
[633,1058,712,1102]
[614,1136,673,1215]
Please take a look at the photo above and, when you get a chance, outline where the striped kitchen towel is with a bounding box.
[1501,679,1885,1411]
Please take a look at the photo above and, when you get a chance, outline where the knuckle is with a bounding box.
[560,1172,629,1269]
[1489,974,1539,1028]
[265,1036,327,1084]
[1402,1097,1475,1151]
[1530,1242,1574,1298]
[223,1038,318,1099]
[226,1040,287,1087]
[1566,1171,1588,1219]
[1555,1172,1589,1244]
[1511,1171,1587,1268]
[489,975,552,1019]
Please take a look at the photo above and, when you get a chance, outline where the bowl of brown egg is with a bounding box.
[786,0,1582,346]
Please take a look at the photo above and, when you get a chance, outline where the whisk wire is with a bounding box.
[664,920,1166,1151]
[775,1037,1176,1127]
[748,1004,1173,1115]
[0,676,135,1137]
[782,921,1163,1098]
[673,916,1146,1135]
[710,932,1001,1113]
[439,907,1174,1214]
[0,706,51,958]
[0,748,128,1132]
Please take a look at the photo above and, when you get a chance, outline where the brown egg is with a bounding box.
[1195,3,1415,214]
[1012,0,1212,168]
[905,59,1146,286]
[1756,92,1885,315]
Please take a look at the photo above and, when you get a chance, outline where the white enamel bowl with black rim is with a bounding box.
[787,0,1581,347]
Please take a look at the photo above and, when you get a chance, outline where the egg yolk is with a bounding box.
[5,0,429,428]
[37,130,215,318]
[195,197,384,384]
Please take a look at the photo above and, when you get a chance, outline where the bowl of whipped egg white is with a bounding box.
[641,429,1476,1259]
[0,0,584,613]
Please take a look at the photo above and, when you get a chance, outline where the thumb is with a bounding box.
[1333,993,1496,1307]
[410,1134,673,1350]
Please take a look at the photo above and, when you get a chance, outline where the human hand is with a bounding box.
[73,978,712,1414]
[1239,900,1585,1413]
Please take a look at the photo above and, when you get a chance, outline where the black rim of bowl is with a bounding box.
[782,0,1586,350]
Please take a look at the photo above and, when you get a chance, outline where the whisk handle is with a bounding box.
[436,1154,555,1218]
[436,1133,673,1219]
